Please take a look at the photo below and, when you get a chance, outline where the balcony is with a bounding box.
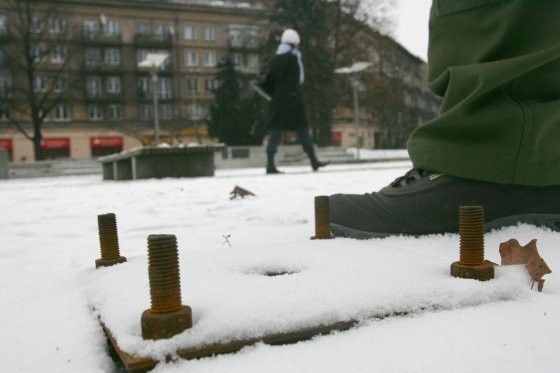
[84,93,124,103]
[134,33,172,47]
[82,62,124,74]
[82,31,122,45]
[135,62,173,76]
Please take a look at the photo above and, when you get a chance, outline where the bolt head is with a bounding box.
[310,235,334,240]
[95,256,127,269]
[141,305,192,340]
[451,261,495,281]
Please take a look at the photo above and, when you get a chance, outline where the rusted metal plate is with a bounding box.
[102,318,361,372]
[103,324,157,373]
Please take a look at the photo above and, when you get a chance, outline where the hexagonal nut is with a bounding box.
[450,261,495,281]
[95,256,127,269]
[141,305,192,340]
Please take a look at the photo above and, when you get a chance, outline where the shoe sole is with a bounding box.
[331,214,560,239]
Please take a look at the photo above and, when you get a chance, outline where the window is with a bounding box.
[85,48,101,67]
[186,78,199,93]
[158,77,172,99]
[203,52,216,67]
[87,104,103,121]
[83,20,99,38]
[104,48,121,65]
[50,17,67,34]
[54,76,67,92]
[138,104,152,120]
[229,24,259,48]
[247,53,259,73]
[105,20,119,35]
[30,16,44,34]
[204,78,218,92]
[106,76,121,93]
[0,103,9,121]
[231,53,244,70]
[136,49,149,64]
[160,104,172,120]
[184,25,198,40]
[138,76,151,96]
[30,45,46,63]
[50,45,67,64]
[187,103,201,120]
[136,22,150,35]
[203,26,215,41]
[53,104,70,121]
[107,104,123,120]
[185,51,198,66]
[33,75,48,93]
[154,23,169,40]
[86,76,102,97]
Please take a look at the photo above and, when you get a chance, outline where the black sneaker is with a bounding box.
[329,169,560,239]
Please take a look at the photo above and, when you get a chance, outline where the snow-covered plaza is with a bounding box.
[1,160,558,372]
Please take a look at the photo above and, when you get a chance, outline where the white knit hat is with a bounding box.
[281,28,300,45]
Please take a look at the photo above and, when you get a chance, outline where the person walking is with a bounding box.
[329,0,560,238]
[262,28,329,174]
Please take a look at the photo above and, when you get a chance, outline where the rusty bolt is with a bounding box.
[311,195,334,240]
[450,206,494,281]
[141,234,192,340]
[95,213,127,268]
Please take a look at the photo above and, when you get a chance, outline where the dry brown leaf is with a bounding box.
[499,239,552,292]
[230,185,256,200]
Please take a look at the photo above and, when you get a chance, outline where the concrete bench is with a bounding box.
[0,149,8,179]
[98,145,223,180]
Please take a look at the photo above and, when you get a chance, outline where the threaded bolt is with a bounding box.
[459,206,485,265]
[141,234,192,340]
[451,206,494,281]
[311,196,334,240]
[147,235,182,313]
[95,213,126,268]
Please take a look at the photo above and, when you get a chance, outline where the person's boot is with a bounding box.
[308,152,330,172]
[266,154,283,174]
[329,169,560,239]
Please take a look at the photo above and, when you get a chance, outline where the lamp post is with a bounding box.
[138,52,169,145]
[335,62,372,160]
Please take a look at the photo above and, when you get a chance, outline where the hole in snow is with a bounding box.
[263,270,298,277]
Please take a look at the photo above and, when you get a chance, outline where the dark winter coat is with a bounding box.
[262,50,308,130]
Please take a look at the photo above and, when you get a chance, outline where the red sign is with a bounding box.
[0,138,13,150]
[330,131,342,145]
[90,136,123,148]
[41,137,70,149]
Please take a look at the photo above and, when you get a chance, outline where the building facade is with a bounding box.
[0,0,438,162]
[0,0,268,161]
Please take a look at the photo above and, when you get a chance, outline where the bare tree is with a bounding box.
[1,0,82,160]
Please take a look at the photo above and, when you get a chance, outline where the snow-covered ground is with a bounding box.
[1,161,558,373]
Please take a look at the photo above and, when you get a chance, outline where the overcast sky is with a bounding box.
[394,0,431,61]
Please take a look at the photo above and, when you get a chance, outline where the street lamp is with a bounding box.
[138,52,169,145]
[335,61,372,160]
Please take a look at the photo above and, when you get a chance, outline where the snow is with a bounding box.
[1,161,559,372]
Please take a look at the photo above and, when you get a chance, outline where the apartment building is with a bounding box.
[0,0,268,161]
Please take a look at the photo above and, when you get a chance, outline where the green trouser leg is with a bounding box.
[407,0,560,186]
